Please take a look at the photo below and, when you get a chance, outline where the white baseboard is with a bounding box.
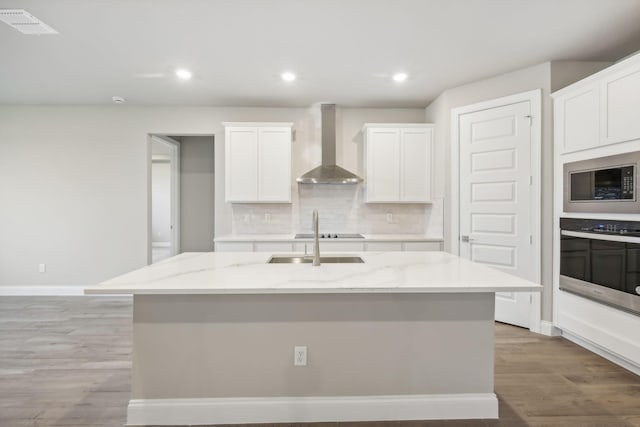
[0,286,85,296]
[539,320,562,336]
[562,330,640,376]
[127,393,498,426]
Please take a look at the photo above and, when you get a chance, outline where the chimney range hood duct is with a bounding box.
[297,104,363,184]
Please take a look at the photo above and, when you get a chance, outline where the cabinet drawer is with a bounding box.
[254,242,294,252]
[404,241,442,251]
[366,242,403,251]
[320,242,365,252]
[215,242,254,252]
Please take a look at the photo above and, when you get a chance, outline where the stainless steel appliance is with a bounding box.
[296,104,363,184]
[560,218,640,315]
[564,151,640,213]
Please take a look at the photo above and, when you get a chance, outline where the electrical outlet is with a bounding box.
[243,214,250,224]
[264,213,271,223]
[386,213,393,223]
[39,263,46,273]
[294,346,307,366]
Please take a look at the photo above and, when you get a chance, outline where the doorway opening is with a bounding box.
[148,134,215,264]
[150,136,180,263]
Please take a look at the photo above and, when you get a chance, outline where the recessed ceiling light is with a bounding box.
[112,96,126,104]
[281,72,296,82]
[175,69,192,80]
[392,73,408,82]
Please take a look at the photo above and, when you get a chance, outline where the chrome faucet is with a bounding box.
[312,208,320,266]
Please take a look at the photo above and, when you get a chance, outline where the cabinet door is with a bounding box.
[401,128,432,202]
[602,63,640,145]
[403,241,442,251]
[258,127,291,202]
[215,242,254,252]
[366,242,403,251]
[366,128,400,202]
[254,242,293,252]
[225,127,258,202]
[320,241,365,252]
[555,85,599,153]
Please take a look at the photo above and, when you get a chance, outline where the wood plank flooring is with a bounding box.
[1,296,639,427]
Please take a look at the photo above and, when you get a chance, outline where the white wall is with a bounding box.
[424,61,611,322]
[180,136,215,252]
[0,105,425,287]
[151,161,171,244]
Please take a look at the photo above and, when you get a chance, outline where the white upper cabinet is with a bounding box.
[601,62,640,145]
[363,124,433,203]
[224,122,293,203]
[553,52,640,154]
[554,84,600,154]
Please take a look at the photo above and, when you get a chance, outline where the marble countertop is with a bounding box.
[85,251,541,295]
[214,234,443,242]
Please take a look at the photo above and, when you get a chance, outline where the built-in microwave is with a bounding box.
[564,152,640,213]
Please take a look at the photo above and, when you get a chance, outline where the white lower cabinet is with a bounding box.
[217,239,442,252]
[214,242,254,252]
[253,242,294,252]
[292,242,366,253]
[366,242,403,251]
[404,241,442,251]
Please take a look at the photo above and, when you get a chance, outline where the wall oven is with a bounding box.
[564,151,640,213]
[560,218,640,315]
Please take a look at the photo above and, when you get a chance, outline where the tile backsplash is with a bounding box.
[230,184,443,237]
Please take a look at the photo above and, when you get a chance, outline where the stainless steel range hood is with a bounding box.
[297,104,363,184]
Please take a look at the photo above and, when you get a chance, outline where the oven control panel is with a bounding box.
[560,217,640,236]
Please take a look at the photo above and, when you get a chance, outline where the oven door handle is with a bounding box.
[561,230,640,244]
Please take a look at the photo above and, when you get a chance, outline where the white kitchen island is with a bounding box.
[85,251,540,426]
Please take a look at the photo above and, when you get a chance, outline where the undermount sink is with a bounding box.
[268,255,364,264]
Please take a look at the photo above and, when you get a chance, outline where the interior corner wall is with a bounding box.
[180,136,215,252]
[550,61,612,92]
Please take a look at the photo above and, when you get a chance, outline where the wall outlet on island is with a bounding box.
[386,213,393,223]
[264,213,271,223]
[39,263,46,273]
[294,345,307,366]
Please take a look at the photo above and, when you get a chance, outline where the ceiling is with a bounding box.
[2,0,640,108]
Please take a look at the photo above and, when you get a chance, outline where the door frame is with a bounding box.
[148,135,181,264]
[450,89,542,333]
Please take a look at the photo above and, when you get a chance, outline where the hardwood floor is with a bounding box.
[1,296,639,427]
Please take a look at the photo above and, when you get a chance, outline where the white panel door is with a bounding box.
[366,129,400,202]
[258,127,291,202]
[459,101,533,328]
[225,127,258,202]
[401,128,432,202]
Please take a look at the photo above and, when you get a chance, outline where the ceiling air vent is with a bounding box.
[0,9,58,35]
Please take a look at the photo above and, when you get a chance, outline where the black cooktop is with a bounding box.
[294,233,364,239]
